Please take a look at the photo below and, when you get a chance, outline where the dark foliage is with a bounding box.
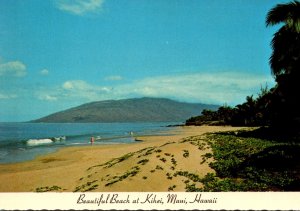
[266,0,300,128]
[186,86,274,127]
[203,132,300,191]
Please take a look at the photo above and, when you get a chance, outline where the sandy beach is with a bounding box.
[0,125,247,192]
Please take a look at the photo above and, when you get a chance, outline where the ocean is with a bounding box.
[0,122,178,164]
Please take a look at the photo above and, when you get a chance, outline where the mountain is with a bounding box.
[31,97,219,123]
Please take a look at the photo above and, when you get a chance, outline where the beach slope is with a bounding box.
[0,126,246,192]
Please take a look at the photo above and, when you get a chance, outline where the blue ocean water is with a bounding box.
[0,122,177,164]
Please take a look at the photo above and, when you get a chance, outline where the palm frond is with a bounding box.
[266,1,300,27]
[269,27,300,77]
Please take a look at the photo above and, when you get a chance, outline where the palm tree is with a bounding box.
[266,0,300,79]
[266,1,300,130]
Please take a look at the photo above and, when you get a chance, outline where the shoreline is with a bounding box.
[0,125,247,192]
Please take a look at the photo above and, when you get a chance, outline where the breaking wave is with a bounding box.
[26,139,53,146]
[26,136,66,146]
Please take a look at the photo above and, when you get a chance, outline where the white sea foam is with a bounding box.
[27,139,53,146]
[52,136,66,141]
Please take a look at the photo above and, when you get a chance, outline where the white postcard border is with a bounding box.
[0,192,300,210]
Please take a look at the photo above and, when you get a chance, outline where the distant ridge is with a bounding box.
[31,97,219,123]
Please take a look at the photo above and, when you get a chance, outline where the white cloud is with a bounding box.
[104,75,123,81]
[38,94,58,101]
[56,0,105,15]
[35,80,111,103]
[34,71,275,107]
[0,61,27,77]
[62,81,75,90]
[61,80,112,100]
[62,80,100,91]
[113,71,275,105]
[40,69,49,75]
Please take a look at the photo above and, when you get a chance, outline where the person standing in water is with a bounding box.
[90,136,95,145]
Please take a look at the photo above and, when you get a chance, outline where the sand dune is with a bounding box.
[0,126,247,192]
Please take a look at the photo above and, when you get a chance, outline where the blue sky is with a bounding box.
[0,0,288,122]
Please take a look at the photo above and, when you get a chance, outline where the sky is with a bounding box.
[0,0,289,122]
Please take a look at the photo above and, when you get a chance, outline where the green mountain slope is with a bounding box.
[31,97,219,123]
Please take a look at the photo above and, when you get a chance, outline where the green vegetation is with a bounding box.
[168,185,176,191]
[181,135,207,150]
[36,185,62,192]
[201,152,213,164]
[74,180,99,192]
[182,150,189,158]
[137,159,149,165]
[186,88,273,127]
[105,166,140,187]
[137,147,157,158]
[155,165,164,170]
[160,141,176,147]
[179,132,300,191]
[174,171,202,183]
[166,172,173,180]
[159,157,167,163]
[88,152,135,170]
[206,132,300,191]
[88,146,157,171]
[171,158,177,166]
[140,147,156,157]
